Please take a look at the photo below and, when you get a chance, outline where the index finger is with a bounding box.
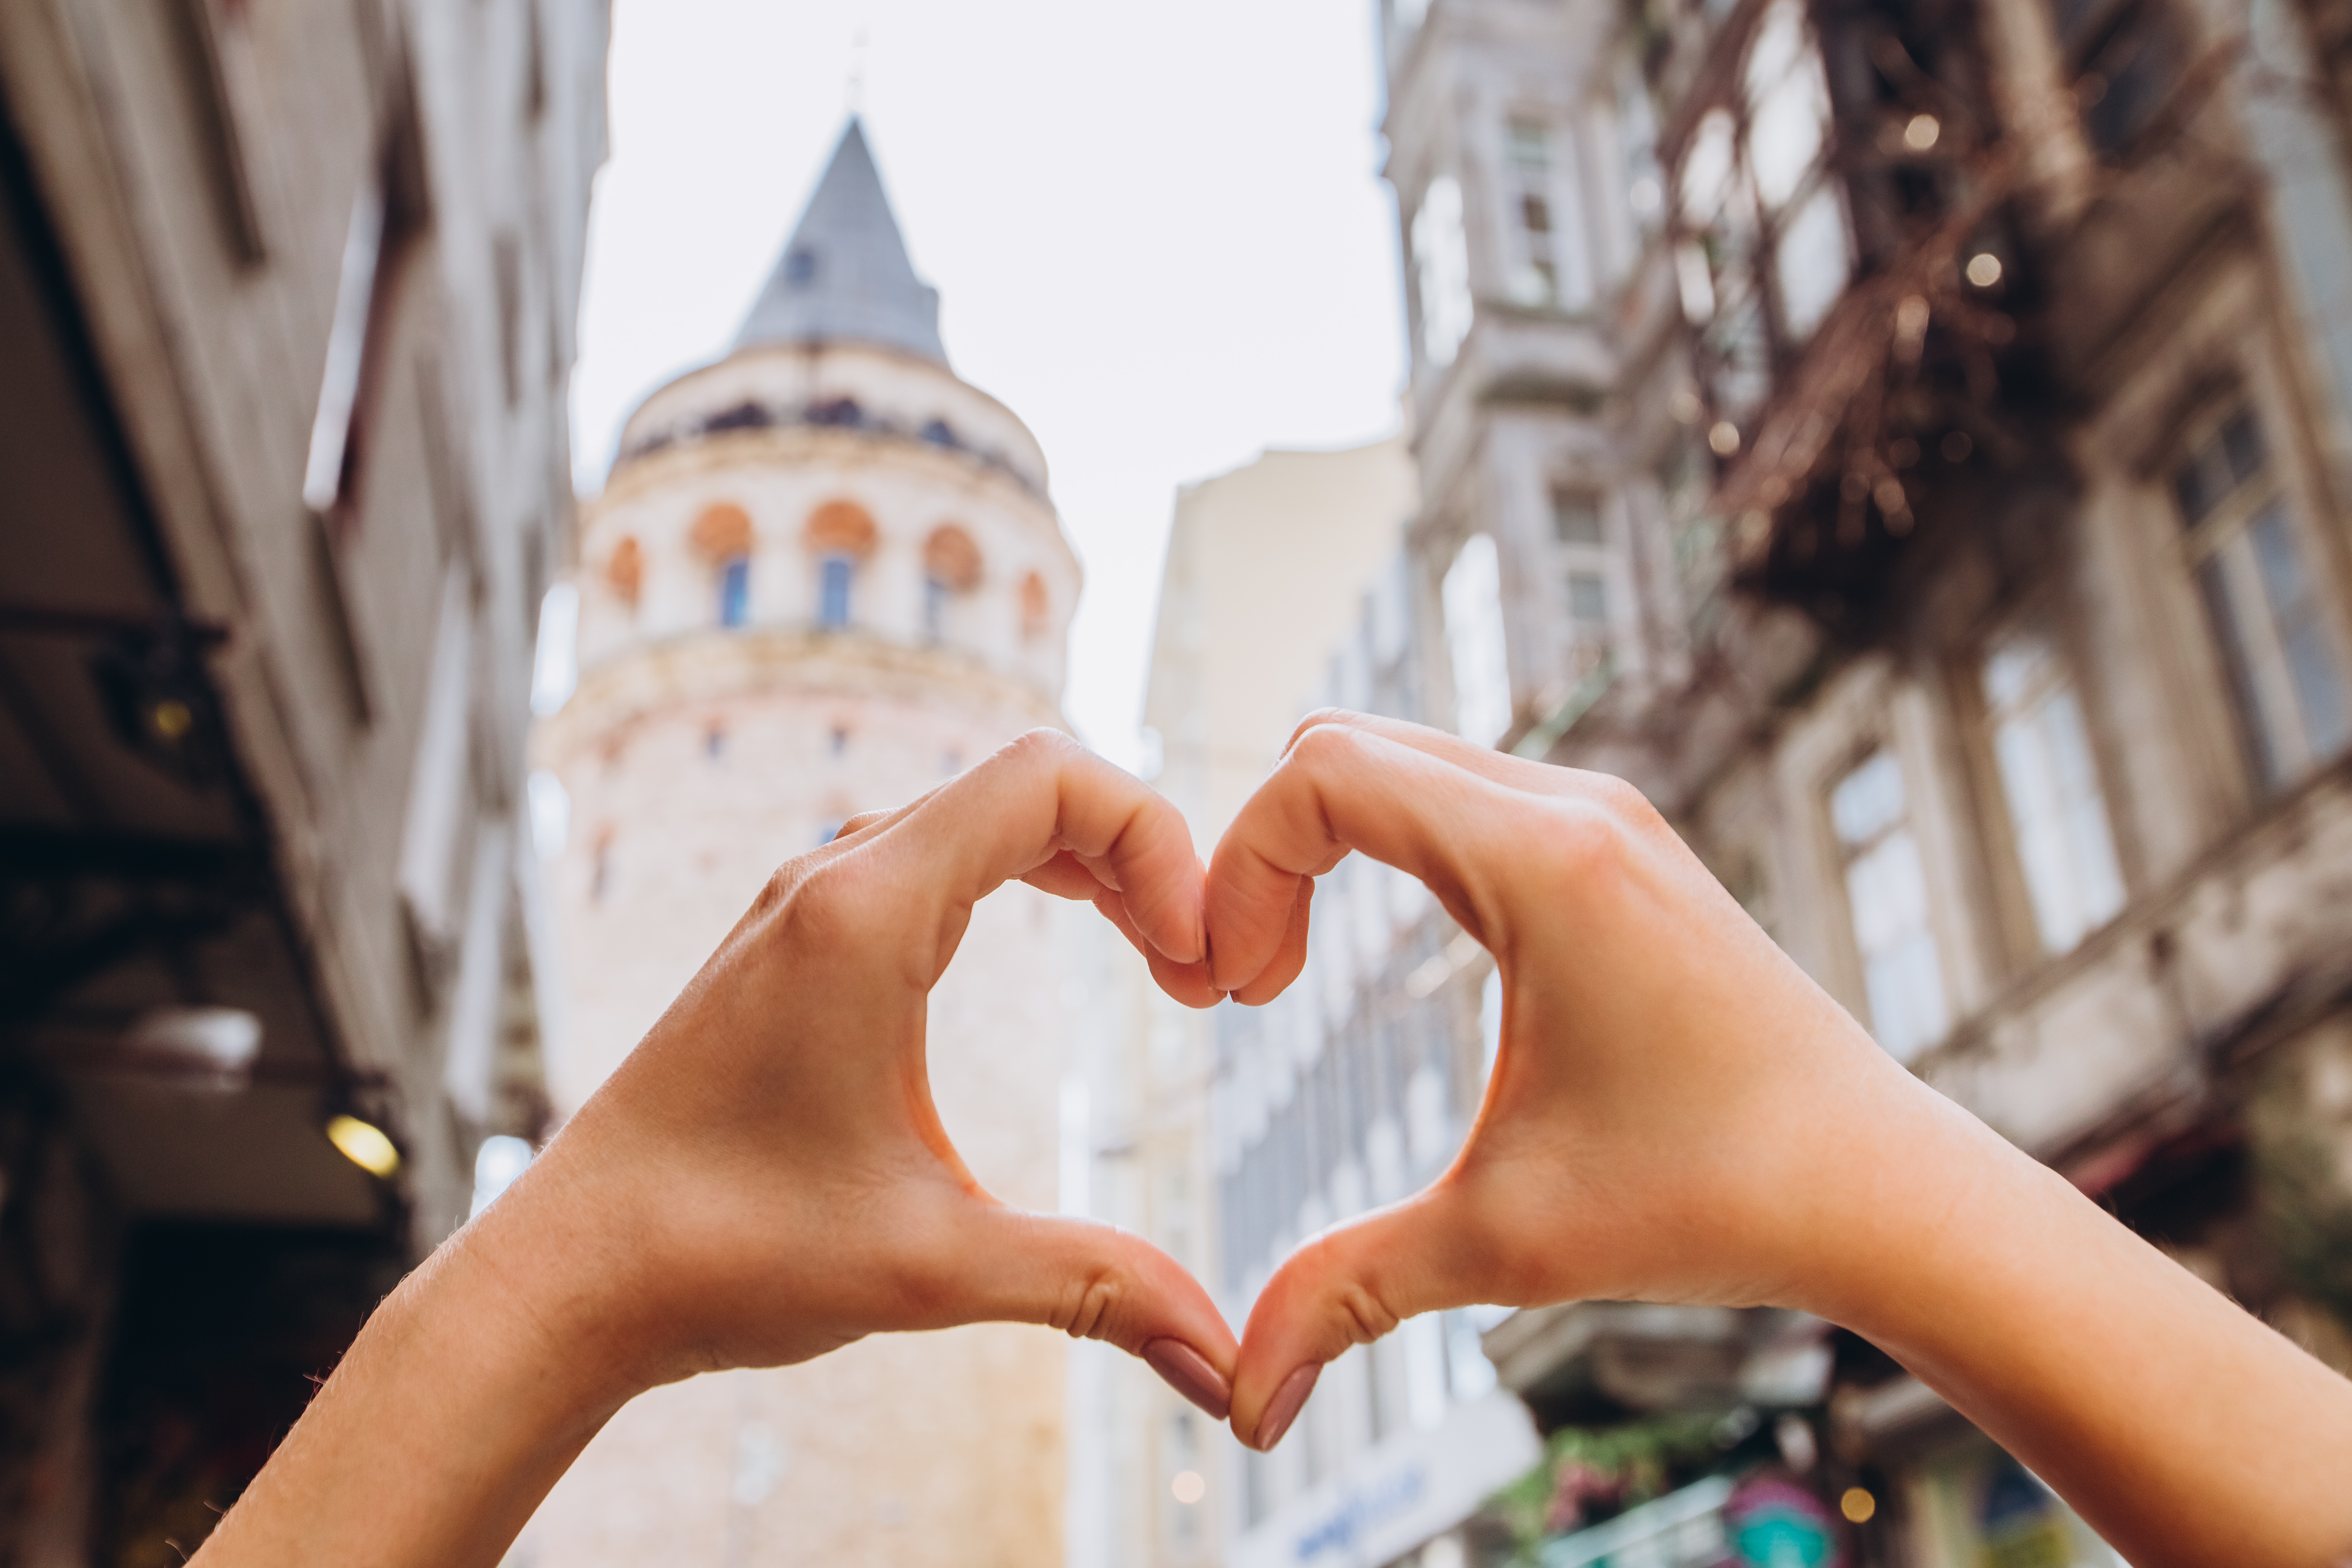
[863,728,1209,968]
[1206,722,1532,995]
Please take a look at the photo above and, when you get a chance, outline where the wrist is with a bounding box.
[1778,1064,2049,1344]
[463,1142,676,1415]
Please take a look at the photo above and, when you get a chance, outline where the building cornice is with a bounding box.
[534,627,1068,766]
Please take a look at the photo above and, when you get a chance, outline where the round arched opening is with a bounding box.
[803,499,879,558]
[688,502,754,559]
[605,535,644,607]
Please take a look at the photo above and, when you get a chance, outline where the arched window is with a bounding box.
[818,554,854,629]
[1019,571,1052,644]
[605,535,644,609]
[689,503,755,628]
[718,556,751,627]
[804,501,877,631]
[921,525,983,642]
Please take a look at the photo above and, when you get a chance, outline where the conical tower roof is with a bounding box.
[734,118,947,366]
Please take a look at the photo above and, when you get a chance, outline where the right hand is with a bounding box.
[1203,711,1963,1450]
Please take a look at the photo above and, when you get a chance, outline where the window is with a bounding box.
[817,554,853,629]
[1831,748,1949,1061]
[1568,571,1610,627]
[920,525,982,644]
[1674,0,1849,419]
[1442,533,1512,746]
[2046,0,2184,158]
[1019,571,1052,643]
[1413,175,1473,367]
[2176,406,2350,789]
[1982,625,2124,954]
[604,535,643,609]
[1502,117,1593,310]
[718,555,750,628]
[1552,488,1604,545]
[692,503,756,628]
[923,576,949,641]
[1554,488,1612,644]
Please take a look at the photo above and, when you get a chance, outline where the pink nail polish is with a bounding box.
[1143,1339,1232,1421]
[1255,1364,1319,1451]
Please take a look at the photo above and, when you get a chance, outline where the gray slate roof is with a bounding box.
[734,118,947,367]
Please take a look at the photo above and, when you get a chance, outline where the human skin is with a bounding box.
[189,731,1236,1568]
[190,716,2352,1568]
[1205,712,2352,1568]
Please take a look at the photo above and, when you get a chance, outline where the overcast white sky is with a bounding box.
[569,0,1408,769]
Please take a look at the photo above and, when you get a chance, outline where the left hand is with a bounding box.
[525,727,1236,1394]
[192,730,1239,1568]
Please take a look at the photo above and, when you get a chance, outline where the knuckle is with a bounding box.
[1285,706,1359,752]
[1053,1267,1125,1342]
[772,857,874,947]
[1286,719,1363,774]
[1005,726,1080,770]
[1582,770,1659,829]
[1331,1279,1400,1347]
[1528,798,1633,886]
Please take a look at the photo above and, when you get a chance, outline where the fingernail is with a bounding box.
[1142,1338,1232,1421]
[1254,1364,1319,1452]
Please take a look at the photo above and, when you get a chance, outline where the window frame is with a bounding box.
[716,554,751,629]
[2172,400,2352,794]
[816,552,854,631]
[1823,738,1954,1063]
[1668,0,1854,423]
[1961,610,2130,966]
[1548,482,1616,653]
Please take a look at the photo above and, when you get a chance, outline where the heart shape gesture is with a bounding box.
[520,729,1237,1406]
[195,714,2352,1568]
[1202,711,1932,1450]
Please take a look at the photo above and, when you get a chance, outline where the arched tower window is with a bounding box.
[1019,571,1052,644]
[804,500,877,631]
[921,524,983,642]
[718,557,751,627]
[605,535,644,610]
[689,502,755,628]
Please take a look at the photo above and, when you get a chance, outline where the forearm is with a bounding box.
[192,1174,645,1567]
[1821,1084,2352,1568]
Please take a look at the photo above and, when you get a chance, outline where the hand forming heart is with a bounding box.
[197,713,2352,1568]
[1200,711,1933,1451]
[512,728,1238,1413]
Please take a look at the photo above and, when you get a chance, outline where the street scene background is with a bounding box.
[4,0,2351,1565]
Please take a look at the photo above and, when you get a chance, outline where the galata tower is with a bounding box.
[526,119,1080,1565]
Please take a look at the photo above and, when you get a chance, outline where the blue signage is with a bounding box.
[1293,1464,1429,1563]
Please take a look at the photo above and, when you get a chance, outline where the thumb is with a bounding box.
[1232,1187,1489,1451]
[953,1206,1241,1420]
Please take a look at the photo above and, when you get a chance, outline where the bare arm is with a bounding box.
[193,731,1238,1567]
[1205,711,2352,1568]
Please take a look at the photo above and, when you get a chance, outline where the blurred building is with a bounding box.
[521,118,1084,1568]
[0,0,605,1561]
[1067,439,1436,1568]
[1375,0,2352,1559]
[1204,534,1548,1568]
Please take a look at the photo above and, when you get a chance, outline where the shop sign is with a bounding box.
[1725,1476,1845,1568]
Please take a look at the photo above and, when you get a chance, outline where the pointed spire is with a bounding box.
[735,119,947,366]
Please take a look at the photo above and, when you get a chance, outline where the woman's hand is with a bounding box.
[196,730,1236,1568]
[1205,711,2352,1568]
[1203,711,1918,1426]
[532,726,1232,1388]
